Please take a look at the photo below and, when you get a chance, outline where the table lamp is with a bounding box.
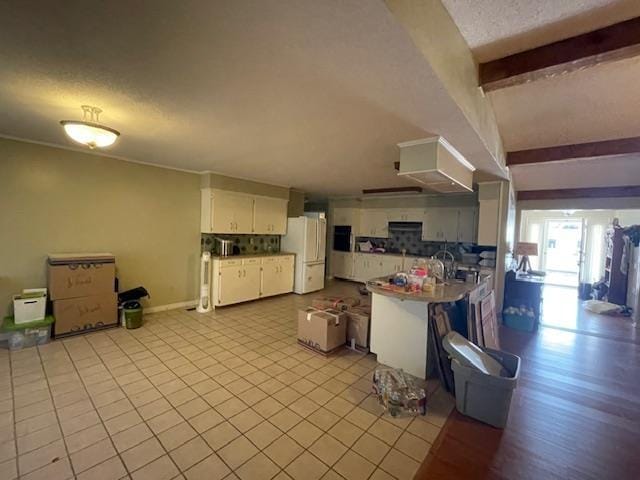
[515,242,538,273]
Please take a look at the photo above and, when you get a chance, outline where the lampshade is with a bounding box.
[60,105,120,149]
[515,242,538,256]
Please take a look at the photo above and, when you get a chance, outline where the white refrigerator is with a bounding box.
[281,216,326,294]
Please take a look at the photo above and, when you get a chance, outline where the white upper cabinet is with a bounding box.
[477,199,499,246]
[358,209,389,238]
[253,197,288,234]
[457,206,478,243]
[422,207,456,241]
[333,208,360,229]
[386,208,424,223]
[202,190,254,234]
[201,189,288,234]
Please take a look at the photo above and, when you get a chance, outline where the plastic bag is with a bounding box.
[372,368,427,417]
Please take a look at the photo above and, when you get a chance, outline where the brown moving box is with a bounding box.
[311,296,360,312]
[48,253,116,300]
[52,293,118,337]
[346,305,371,350]
[297,307,347,354]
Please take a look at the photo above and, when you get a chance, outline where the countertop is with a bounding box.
[210,251,295,259]
[336,250,494,270]
[366,274,491,303]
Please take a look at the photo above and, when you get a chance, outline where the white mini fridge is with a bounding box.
[281,215,326,294]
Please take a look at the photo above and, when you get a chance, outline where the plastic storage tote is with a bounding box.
[2,315,54,351]
[443,332,521,428]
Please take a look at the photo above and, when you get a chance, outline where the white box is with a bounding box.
[13,288,47,325]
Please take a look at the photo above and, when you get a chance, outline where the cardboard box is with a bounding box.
[52,293,118,337]
[346,305,371,350]
[311,296,360,312]
[297,307,347,354]
[48,254,115,300]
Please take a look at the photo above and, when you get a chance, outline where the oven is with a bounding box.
[333,225,352,252]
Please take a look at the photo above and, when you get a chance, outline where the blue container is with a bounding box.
[503,313,536,332]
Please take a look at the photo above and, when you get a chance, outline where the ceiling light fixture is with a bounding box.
[60,105,120,149]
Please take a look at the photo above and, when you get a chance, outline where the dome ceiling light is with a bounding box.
[60,105,120,149]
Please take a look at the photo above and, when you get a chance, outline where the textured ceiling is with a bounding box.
[441,0,640,61]
[0,0,505,196]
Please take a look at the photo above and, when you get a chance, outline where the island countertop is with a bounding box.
[366,274,491,303]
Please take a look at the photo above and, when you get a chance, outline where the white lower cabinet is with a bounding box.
[352,253,404,283]
[331,251,354,279]
[213,255,294,307]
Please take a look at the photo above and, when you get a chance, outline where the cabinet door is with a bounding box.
[261,262,280,297]
[242,264,262,300]
[277,256,295,294]
[254,197,288,234]
[421,209,439,241]
[358,210,375,236]
[478,199,499,246]
[380,256,402,276]
[331,251,346,278]
[441,208,459,242]
[211,192,238,234]
[374,210,390,238]
[457,207,477,243]
[353,254,367,282]
[233,195,255,233]
[217,267,246,305]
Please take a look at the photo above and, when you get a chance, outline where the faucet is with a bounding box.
[434,249,456,280]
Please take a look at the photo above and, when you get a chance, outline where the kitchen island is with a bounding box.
[366,275,492,379]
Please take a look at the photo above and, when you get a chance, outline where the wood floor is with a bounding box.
[416,307,640,479]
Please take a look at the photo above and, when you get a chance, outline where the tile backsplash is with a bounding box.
[201,233,280,255]
[356,228,473,258]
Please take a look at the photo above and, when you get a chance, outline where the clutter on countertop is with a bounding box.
[372,367,427,417]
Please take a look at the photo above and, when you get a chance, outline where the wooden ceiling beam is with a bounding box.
[506,136,640,166]
[480,17,640,91]
[517,186,640,201]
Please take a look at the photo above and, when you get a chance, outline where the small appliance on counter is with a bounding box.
[216,237,234,257]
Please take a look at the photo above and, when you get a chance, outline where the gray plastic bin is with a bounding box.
[450,347,520,428]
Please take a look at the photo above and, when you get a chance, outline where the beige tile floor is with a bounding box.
[0,281,453,480]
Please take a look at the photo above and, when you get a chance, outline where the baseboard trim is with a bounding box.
[145,300,198,314]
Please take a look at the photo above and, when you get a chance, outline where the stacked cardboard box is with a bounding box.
[306,296,373,352]
[48,253,118,337]
[297,307,347,355]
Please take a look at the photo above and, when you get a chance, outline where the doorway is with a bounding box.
[541,219,584,287]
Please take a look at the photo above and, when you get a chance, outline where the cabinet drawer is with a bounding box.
[219,259,242,268]
[277,255,294,265]
[262,256,279,264]
[243,258,261,265]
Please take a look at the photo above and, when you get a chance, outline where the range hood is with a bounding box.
[396,136,475,193]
